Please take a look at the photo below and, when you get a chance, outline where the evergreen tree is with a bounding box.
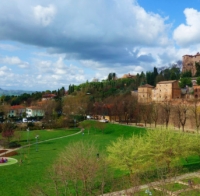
[195,62,200,77]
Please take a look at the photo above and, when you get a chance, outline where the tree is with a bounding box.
[31,141,110,196]
[107,73,117,81]
[161,101,172,129]
[181,70,192,78]
[107,135,146,179]
[197,77,200,85]
[107,129,196,178]
[1,122,15,146]
[195,62,200,77]
[140,104,152,127]
[63,93,89,118]
[40,99,57,124]
[151,102,159,127]
[174,102,188,132]
[144,129,195,173]
[179,77,192,88]
[191,99,200,132]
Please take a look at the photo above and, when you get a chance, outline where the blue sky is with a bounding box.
[0,0,200,91]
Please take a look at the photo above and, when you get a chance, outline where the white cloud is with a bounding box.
[0,56,29,68]
[173,8,200,46]
[33,4,56,26]
[0,44,19,51]
[0,0,192,91]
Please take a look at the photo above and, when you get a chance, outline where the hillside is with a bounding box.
[0,88,35,96]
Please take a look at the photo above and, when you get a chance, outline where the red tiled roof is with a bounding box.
[10,105,25,110]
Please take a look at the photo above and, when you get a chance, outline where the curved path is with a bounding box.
[0,130,82,157]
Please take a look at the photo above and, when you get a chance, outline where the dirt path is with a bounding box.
[103,171,200,196]
[0,130,82,157]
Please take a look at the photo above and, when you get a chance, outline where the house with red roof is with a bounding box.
[26,106,44,117]
[8,105,26,117]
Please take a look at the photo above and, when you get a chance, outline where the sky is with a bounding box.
[1,0,200,91]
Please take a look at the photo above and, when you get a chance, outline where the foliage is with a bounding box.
[1,122,15,144]
[156,65,181,82]
[181,70,192,78]
[107,135,145,175]
[9,141,21,148]
[146,67,158,86]
[179,77,192,88]
[174,102,189,132]
[197,77,200,85]
[31,141,111,196]
[107,72,117,81]
[2,123,200,195]
[195,62,200,77]
[107,128,198,176]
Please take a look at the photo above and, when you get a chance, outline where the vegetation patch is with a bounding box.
[182,177,200,185]
[178,189,200,196]
[161,182,188,192]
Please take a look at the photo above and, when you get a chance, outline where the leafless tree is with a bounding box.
[191,98,200,133]
[140,104,152,127]
[151,102,159,127]
[161,101,172,129]
[174,101,189,132]
[30,141,111,196]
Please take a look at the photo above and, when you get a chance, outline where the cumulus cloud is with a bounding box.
[33,4,56,26]
[0,0,170,66]
[0,56,29,68]
[1,0,190,91]
[0,56,30,69]
[173,8,200,46]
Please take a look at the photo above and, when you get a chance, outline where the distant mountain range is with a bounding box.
[0,88,35,96]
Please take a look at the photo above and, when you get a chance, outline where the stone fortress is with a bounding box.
[137,52,200,103]
[182,52,200,76]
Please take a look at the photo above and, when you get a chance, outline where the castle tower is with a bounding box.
[182,52,200,76]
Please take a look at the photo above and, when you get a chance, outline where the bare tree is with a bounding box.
[161,101,172,129]
[40,99,57,124]
[140,104,152,127]
[30,141,111,196]
[174,101,189,132]
[1,122,15,146]
[134,103,142,126]
[63,94,89,118]
[191,98,200,133]
[151,102,159,127]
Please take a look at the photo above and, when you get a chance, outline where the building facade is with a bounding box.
[193,85,200,99]
[138,84,154,103]
[152,80,181,102]
[182,53,200,76]
[26,106,44,117]
[8,105,26,117]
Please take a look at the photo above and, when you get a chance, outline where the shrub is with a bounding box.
[9,141,21,148]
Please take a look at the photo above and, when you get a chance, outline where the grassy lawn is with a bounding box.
[161,182,188,192]
[178,189,200,196]
[0,123,146,196]
[1,122,200,196]
[136,188,163,196]
[182,177,200,185]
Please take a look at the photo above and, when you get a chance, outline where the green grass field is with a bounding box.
[0,123,146,196]
[1,122,200,196]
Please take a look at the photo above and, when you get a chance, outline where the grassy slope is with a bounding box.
[0,123,146,196]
